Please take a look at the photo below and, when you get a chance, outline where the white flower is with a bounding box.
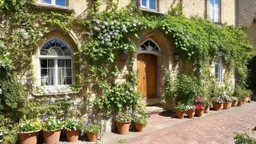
[101,25,105,29]
[21,29,29,39]
[111,26,114,29]
[110,22,114,25]
[101,41,105,44]
[103,21,108,26]
[133,23,136,27]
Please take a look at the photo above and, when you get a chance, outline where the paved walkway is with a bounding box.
[103,102,256,144]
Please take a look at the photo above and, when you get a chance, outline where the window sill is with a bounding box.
[32,85,78,96]
[140,7,164,15]
[32,3,74,13]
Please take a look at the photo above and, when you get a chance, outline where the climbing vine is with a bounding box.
[0,0,255,142]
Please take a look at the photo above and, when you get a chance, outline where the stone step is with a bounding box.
[146,105,165,114]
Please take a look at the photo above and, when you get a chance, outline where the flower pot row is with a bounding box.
[177,108,206,119]
[115,121,146,135]
[18,129,100,144]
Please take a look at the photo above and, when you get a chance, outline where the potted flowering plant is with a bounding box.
[175,104,187,119]
[186,105,195,118]
[133,112,149,132]
[223,95,232,109]
[212,97,223,110]
[231,96,238,107]
[202,99,211,113]
[63,118,83,142]
[115,111,132,134]
[195,97,204,117]
[17,119,41,144]
[42,117,63,144]
[85,124,101,142]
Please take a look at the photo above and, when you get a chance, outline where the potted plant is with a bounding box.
[194,97,204,117]
[237,96,244,106]
[202,100,211,113]
[186,105,195,118]
[17,119,41,144]
[223,95,232,109]
[133,112,148,132]
[42,117,63,144]
[63,117,83,142]
[212,97,223,111]
[115,111,132,134]
[231,96,238,107]
[85,124,101,142]
[175,104,186,119]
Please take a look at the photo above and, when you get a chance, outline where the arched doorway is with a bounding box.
[137,39,161,99]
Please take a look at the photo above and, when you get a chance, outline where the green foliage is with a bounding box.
[233,133,256,144]
[85,124,101,134]
[115,111,132,123]
[175,103,187,111]
[104,83,140,112]
[64,118,83,131]
[176,74,201,105]
[163,69,177,101]
[42,117,63,132]
[17,119,41,133]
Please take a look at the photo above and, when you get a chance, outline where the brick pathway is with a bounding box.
[123,102,256,144]
[58,102,256,144]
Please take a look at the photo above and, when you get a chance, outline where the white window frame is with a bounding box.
[39,37,74,87]
[215,55,223,83]
[140,0,158,11]
[38,0,67,7]
[209,0,220,23]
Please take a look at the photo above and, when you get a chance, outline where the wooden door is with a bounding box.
[137,54,157,98]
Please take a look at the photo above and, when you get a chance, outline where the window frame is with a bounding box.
[215,55,223,83]
[208,0,221,23]
[38,0,67,7]
[39,37,74,87]
[140,0,158,11]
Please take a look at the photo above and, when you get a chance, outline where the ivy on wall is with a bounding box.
[0,0,255,141]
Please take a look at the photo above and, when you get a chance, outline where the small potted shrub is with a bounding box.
[85,124,101,142]
[223,95,232,109]
[63,118,83,142]
[42,117,63,144]
[133,113,149,132]
[115,111,132,134]
[231,96,238,107]
[202,100,211,113]
[237,96,244,106]
[175,104,186,119]
[17,119,41,144]
[212,97,223,111]
[186,105,195,118]
[195,97,204,117]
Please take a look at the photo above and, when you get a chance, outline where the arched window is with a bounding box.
[139,40,160,53]
[40,38,73,86]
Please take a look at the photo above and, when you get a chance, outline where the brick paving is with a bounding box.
[124,102,256,144]
[58,102,256,144]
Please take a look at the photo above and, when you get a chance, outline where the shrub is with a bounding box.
[233,133,256,144]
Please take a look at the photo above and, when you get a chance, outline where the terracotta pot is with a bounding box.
[65,129,80,142]
[195,109,204,117]
[176,110,185,119]
[213,103,223,111]
[232,101,238,107]
[18,131,39,144]
[43,130,61,144]
[237,101,243,106]
[86,132,99,142]
[204,106,210,113]
[186,110,195,118]
[244,97,249,103]
[134,122,145,132]
[116,121,131,134]
[223,102,231,109]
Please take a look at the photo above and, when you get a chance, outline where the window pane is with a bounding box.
[149,0,156,9]
[66,60,71,67]
[41,59,54,86]
[141,0,146,6]
[66,77,72,84]
[56,0,66,6]
[41,59,47,68]
[41,0,51,4]
[215,0,219,5]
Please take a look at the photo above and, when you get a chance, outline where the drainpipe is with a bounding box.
[236,0,240,26]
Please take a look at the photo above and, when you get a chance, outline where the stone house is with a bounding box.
[31,0,236,104]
